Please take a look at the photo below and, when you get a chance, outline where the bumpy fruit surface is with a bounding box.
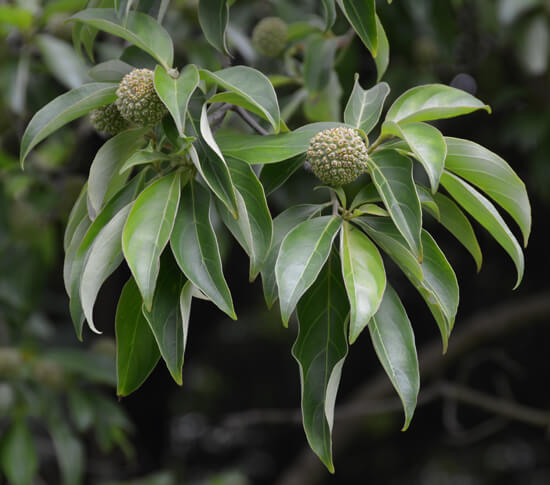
[306,127,369,186]
[252,17,288,57]
[90,103,129,135]
[115,68,167,127]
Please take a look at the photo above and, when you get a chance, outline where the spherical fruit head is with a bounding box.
[115,68,167,127]
[306,127,369,186]
[252,17,288,57]
[90,103,130,136]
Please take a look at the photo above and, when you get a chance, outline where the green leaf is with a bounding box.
[356,217,459,351]
[88,59,134,82]
[386,84,491,124]
[45,349,116,385]
[344,76,390,136]
[80,204,132,333]
[68,390,95,432]
[440,171,524,288]
[337,0,377,56]
[370,285,419,431]
[215,158,273,281]
[350,183,381,209]
[276,215,343,326]
[116,277,160,396]
[444,137,531,246]
[340,221,385,344]
[433,192,483,272]
[198,0,230,56]
[216,122,346,164]
[382,121,447,193]
[64,183,88,251]
[304,35,338,95]
[119,149,171,174]
[154,64,200,137]
[0,419,37,485]
[187,102,238,218]
[87,128,148,218]
[201,66,280,133]
[368,150,423,261]
[36,34,90,89]
[259,154,305,195]
[142,255,187,385]
[71,8,174,69]
[416,185,440,219]
[374,15,389,81]
[171,181,236,318]
[293,252,349,473]
[47,415,84,485]
[261,204,323,309]
[20,82,117,167]
[122,171,181,310]
[321,0,337,31]
[68,175,144,338]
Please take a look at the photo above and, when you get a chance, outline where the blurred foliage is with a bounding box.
[1,0,549,483]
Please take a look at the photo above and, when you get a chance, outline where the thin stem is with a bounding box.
[232,105,269,136]
[331,191,339,216]
[367,133,392,154]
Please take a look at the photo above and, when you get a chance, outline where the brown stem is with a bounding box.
[231,105,269,136]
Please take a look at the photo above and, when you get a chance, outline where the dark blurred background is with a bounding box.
[1,0,550,484]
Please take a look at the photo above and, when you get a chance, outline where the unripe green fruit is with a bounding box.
[306,127,369,186]
[252,17,288,57]
[115,68,167,127]
[90,103,130,135]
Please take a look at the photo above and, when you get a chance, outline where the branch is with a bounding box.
[231,106,269,136]
[275,290,550,485]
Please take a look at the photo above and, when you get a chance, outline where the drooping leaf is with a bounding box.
[122,171,181,310]
[259,154,305,195]
[142,255,187,385]
[374,15,389,81]
[200,66,280,133]
[337,0,377,56]
[261,204,323,309]
[368,150,423,261]
[116,277,160,396]
[416,185,440,219]
[198,0,230,56]
[382,121,447,192]
[370,285,419,430]
[433,192,482,272]
[440,171,524,288]
[321,0,337,31]
[214,157,273,281]
[444,137,531,246]
[154,64,200,137]
[118,149,171,174]
[344,76,390,136]
[0,419,38,485]
[303,35,338,95]
[171,181,236,318]
[293,252,349,473]
[20,82,117,167]
[71,8,174,69]
[47,415,84,485]
[276,215,343,326]
[64,183,88,251]
[216,121,346,164]
[187,102,238,217]
[87,128,148,218]
[340,221,385,344]
[80,204,132,333]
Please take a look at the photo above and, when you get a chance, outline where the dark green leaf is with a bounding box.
[71,8,174,68]
[349,183,381,209]
[344,76,390,136]
[198,0,230,56]
[122,171,181,310]
[444,137,531,246]
[116,277,160,396]
[340,221,385,344]
[370,285,419,430]
[368,150,423,261]
[259,154,305,195]
[171,181,236,318]
[20,82,117,167]
[374,15,389,81]
[0,419,37,485]
[440,171,524,288]
[64,183,88,251]
[119,149,171,174]
[337,0,377,56]
[321,0,337,31]
[416,184,440,219]
[293,252,349,473]
[88,59,134,82]
[276,215,342,326]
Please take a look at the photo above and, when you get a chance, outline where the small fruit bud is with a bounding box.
[90,103,130,136]
[115,68,167,127]
[305,127,369,186]
[252,17,288,57]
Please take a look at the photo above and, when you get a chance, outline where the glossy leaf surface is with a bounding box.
[337,0,377,56]
[344,77,390,136]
